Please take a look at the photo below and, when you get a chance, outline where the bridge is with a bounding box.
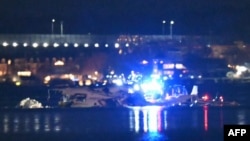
[0,33,237,60]
[0,34,242,78]
[0,34,229,49]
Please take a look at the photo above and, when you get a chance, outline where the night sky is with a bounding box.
[0,0,250,37]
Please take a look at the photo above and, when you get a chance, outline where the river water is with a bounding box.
[1,80,250,141]
[1,106,250,141]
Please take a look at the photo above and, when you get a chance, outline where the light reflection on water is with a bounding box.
[1,112,62,133]
[204,106,208,131]
[163,111,167,130]
[0,107,250,141]
[129,106,164,133]
[237,110,246,125]
[34,114,40,132]
[129,106,167,141]
[13,115,19,133]
[44,114,50,132]
[24,115,30,132]
[127,106,250,141]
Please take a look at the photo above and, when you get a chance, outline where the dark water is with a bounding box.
[1,81,250,141]
[1,106,250,141]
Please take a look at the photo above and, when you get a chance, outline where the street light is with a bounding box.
[60,21,64,35]
[51,19,55,34]
[162,20,166,35]
[170,20,174,39]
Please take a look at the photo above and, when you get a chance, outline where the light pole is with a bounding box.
[60,21,64,35]
[51,19,55,34]
[170,20,174,39]
[162,20,166,35]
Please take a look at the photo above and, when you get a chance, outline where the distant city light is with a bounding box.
[54,60,64,66]
[110,70,115,75]
[44,76,51,83]
[64,43,68,47]
[84,43,89,48]
[2,42,8,47]
[32,43,39,48]
[94,71,98,75]
[17,71,31,77]
[175,63,185,69]
[94,43,99,48]
[142,60,148,64]
[125,43,129,47]
[53,43,59,47]
[7,59,11,65]
[23,43,28,47]
[105,44,109,47]
[12,42,18,47]
[114,43,119,48]
[163,63,175,69]
[43,42,49,48]
[236,65,247,72]
[74,43,79,47]
[118,49,122,54]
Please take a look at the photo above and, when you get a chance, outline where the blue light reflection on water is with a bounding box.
[127,106,250,141]
[129,106,167,141]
